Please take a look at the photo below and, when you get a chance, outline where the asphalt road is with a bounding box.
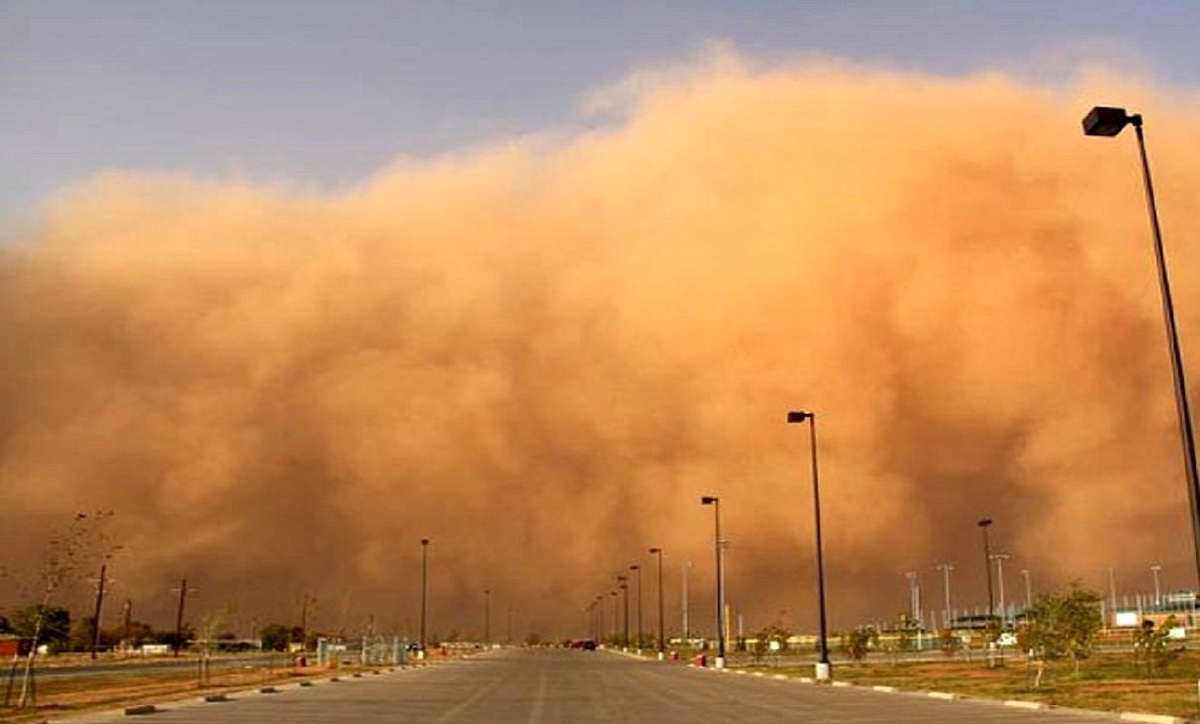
[62,648,1125,723]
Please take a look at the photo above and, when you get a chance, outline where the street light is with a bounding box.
[1151,565,1162,607]
[904,571,920,627]
[977,519,995,624]
[483,588,490,646]
[786,410,831,681]
[1020,569,1033,613]
[936,563,954,629]
[700,495,726,668]
[592,595,604,641]
[630,564,643,653]
[611,590,619,643]
[681,560,692,647]
[648,548,665,659]
[420,538,430,657]
[617,575,629,651]
[1084,106,1200,591]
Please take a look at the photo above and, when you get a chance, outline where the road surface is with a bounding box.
[63,648,1125,723]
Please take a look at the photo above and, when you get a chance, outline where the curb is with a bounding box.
[1120,714,1188,724]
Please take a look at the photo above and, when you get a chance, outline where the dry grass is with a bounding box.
[0,656,375,722]
[751,650,1200,719]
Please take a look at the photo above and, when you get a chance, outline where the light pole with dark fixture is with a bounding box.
[700,495,726,668]
[610,590,618,645]
[483,588,490,646]
[648,547,665,659]
[786,410,831,681]
[1083,106,1200,591]
[420,538,430,657]
[617,575,629,650]
[630,564,643,652]
[977,519,994,624]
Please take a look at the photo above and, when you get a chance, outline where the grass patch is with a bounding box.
[749,650,1200,719]
[0,657,349,722]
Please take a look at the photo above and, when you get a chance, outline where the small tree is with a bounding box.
[260,623,298,651]
[1134,616,1182,676]
[938,628,962,657]
[12,605,71,652]
[1019,583,1102,675]
[845,626,876,661]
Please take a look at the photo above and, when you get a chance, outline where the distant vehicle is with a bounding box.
[582,640,597,651]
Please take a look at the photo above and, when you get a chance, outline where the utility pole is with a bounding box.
[173,578,189,657]
[90,562,108,660]
[299,592,315,648]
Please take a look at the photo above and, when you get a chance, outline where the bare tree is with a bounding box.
[14,511,114,708]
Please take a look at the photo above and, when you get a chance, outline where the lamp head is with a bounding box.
[630,564,639,571]
[787,410,813,423]
[701,496,718,505]
[1082,106,1135,137]
[421,538,430,545]
[977,518,993,528]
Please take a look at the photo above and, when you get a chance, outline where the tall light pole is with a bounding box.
[595,594,605,642]
[483,588,490,646]
[420,538,430,657]
[1109,566,1118,611]
[700,496,726,668]
[936,563,954,629]
[1084,106,1200,591]
[617,575,629,650]
[978,519,995,624]
[630,564,643,652]
[648,548,665,659]
[681,560,691,647]
[990,554,1010,625]
[1151,565,1163,607]
[786,410,832,681]
[611,590,618,643]
[1020,569,1033,613]
[905,571,919,627]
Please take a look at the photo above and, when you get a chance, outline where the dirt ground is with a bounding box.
[0,655,382,722]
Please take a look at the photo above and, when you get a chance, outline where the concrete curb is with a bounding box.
[1119,713,1188,724]
[684,662,1196,723]
[1003,699,1046,710]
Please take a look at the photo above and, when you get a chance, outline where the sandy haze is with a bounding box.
[2,52,1200,641]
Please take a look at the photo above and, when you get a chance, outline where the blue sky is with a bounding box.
[4,1,1198,230]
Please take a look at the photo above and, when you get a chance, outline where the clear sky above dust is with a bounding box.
[3,2,1200,641]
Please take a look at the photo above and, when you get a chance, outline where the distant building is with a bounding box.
[0,635,25,657]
